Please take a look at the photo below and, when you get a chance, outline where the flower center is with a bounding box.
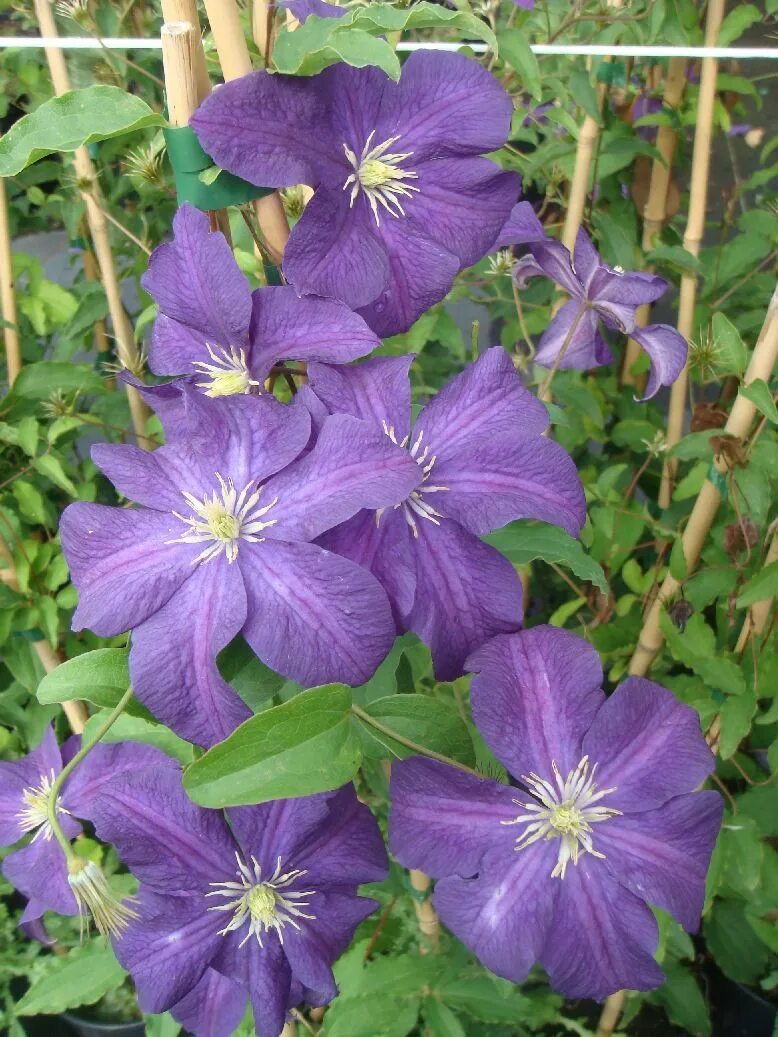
[17,770,69,841]
[168,474,278,565]
[207,853,316,949]
[343,131,419,226]
[377,423,448,538]
[502,756,620,879]
[192,344,260,398]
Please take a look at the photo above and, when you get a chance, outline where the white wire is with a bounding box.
[0,36,777,59]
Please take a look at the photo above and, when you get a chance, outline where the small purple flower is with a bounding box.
[631,91,663,143]
[60,385,421,747]
[191,52,520,336]
[142,204,380,397]
[512,227,687,399]
[90,764,387,1037]
[0,727,166,924]
[275,0,346,21]
[390,626,723,1000]
[310,348,585,680]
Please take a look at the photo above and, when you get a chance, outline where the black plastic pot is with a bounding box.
[711,975,777,1037]
[62,1014,145,1037]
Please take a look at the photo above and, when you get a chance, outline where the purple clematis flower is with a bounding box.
[275,0,346,21]
[90,764,387,1037]
[60,384,421,747]
[191,51,520,337]
[512,227,687,399]
[142,204,380,397]
[310,348,585,680]
[390,626,723,1000]
[0,726,167,924]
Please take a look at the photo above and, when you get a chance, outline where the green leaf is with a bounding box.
[82,710,193,763]
[717,4,761,46]
[645,244,702,275]
[355,695,474,765]
[32,454,78,496]
[36,647,150,715]
[739,378,778,424]
[484,520,608,593]
[704,898,769,984]
[650,962,711,1036]
[17,416,39,457]
[15,942,126,1016]
[10,361,103,400]
[711,312,748,376]
[569,68,601,123]
[737,560,778,608]
[718,690,757,759]
[669,537,688,581]
[11,480,48,525]
[0,86,164,176]
[498,28,541,100]
[423,999,467,1037]
[184,685,361,807]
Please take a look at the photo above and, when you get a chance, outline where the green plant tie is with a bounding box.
[163,126,273,211]
[707,465,729,499]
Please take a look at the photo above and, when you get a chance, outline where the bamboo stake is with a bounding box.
[735,526,778,654]
[0,177,21,386]
[201,0,290,263]
[161,0,211,102]
[630,283,778,677]
[596,990,625,1037]
[409,869,441,948]
[32,0,149,445]
[0,537,87,734]
[622,56,687,388]
[252,0,273,64]
[659,0,727,507]
[162,22,200,127]
[81,241,110,355]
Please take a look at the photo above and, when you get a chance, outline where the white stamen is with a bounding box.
[377,422,449,538]
[501,755,620,879]
[191,343,260,398]
[168,473,278,564]
[207,853,316,949]
[16,769,70,841]
[342,130,419,226]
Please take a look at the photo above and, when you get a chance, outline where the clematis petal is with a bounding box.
[90,443,182,512]
[571,227,602,290]
[540,858,664,999]
[170,968,247,1037]
[149,314,215,378]
[493,200,545,249]
[589,267,667,332]
[191,69,341,188]
[3,837,78,916]
[261,413,420,543]
[142,205,251,373]
[434,435,586,539]
[318,508,416,621]
[405,519,523,681]
[215,937,292,1037]
[114,888,221,1013]
[356,214,460,338]
[380,50,514,162]
[410,158,520,268]
[61,504,198,637]
[433,840,559,984]
[130,559,250,748]
[469,626,605,781]
[241,539,396,688]
[283,189,390,311]
[62,741,175,820]
[0,726,62,845]
[631,323,688,400]
[598,791,723,932]
[527,238,585,299]
[308,355,414,444]
[284,786,388,887]
[415,346,549,457]
[248,286,380,380]
[582,677,716,814]
[227,796,331,874]
[283,891,378,1002]
[89,765,236,892]
[534,298,605,370]
[389,757,520,878]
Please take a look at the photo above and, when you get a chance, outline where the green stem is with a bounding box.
[350,704,482,778]
[46,687,135,858]
[538,301,589,402]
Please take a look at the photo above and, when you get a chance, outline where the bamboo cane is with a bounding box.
[659,0,727,507]
[622,56,687,388]
[596,990,625,1037]
[735,526,778,654]
[201,0,290,263]
[630,283,778,677]
[410,869,441,948]
[0,537,87,733]
[161,0,211,101]
[32,0,149,446]
[81,240,110,355]
[252,0,273,64]
[0,177,21,386]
